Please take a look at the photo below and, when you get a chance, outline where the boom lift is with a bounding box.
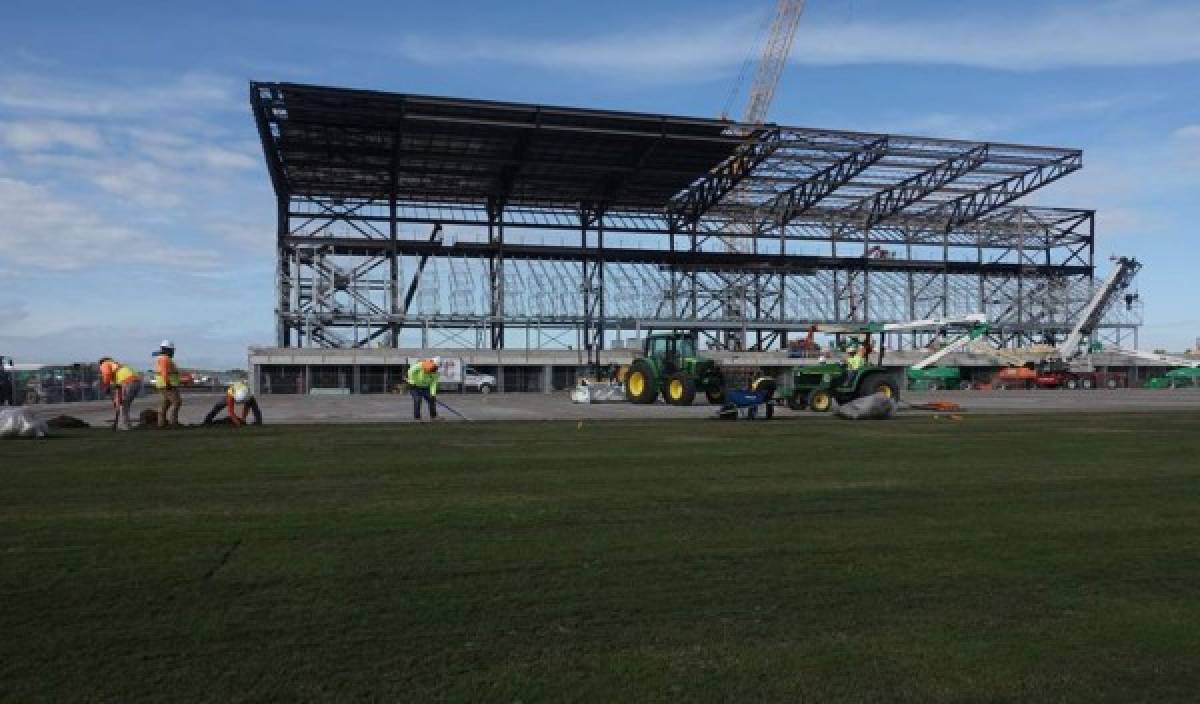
[1049,256,1141,365]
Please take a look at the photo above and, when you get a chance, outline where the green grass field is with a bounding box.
[3,414,1199,702]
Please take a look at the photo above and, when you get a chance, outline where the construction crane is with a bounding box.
[713,0,805,346]
[738,0,806,125]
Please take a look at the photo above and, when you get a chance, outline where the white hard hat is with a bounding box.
[233,386,250,403]
[160,339,175,349]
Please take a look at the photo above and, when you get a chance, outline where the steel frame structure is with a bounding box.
[252,82,1137,361]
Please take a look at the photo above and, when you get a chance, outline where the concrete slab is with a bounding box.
[15,388,1200,428]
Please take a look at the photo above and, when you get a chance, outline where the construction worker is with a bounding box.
[153,340,183,428]
[203,380,262,427]
[845,340,867,386]
[407,358,439,420]
[97,357,143,430]
[0,357,13,406]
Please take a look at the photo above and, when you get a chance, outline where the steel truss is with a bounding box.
[252,82,1136,358]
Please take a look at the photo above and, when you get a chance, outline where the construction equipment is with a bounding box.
[712,1,805,345]
[783,315,988,412]
[724,0,806,127]
[717,378,778,420]
[625,332,725,406]
[1050,256,1141,364]
[905,316,993,390]
[1145,368,1200,389]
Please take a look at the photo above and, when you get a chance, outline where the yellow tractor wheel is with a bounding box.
[625,363,658,404]
[808,389,833,413]
[665,372,697,406]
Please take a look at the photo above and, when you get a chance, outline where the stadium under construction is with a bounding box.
[248,81,1147,393]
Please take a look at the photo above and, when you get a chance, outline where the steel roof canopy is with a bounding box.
[251,81,1083,230]
[252,81,756,209]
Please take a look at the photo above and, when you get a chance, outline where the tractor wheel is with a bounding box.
[704,386,725,405]
[807,389,834,413]
[788,391,806,411]
[1081,377,1095,390]
[665,372,697,406]
[625,362,658,404]
[859,374,900,402]
[1066,378,1079,390]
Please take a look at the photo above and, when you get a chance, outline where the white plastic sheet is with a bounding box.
[0,408,49,439]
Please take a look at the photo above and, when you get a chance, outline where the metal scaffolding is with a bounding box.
[252,81,1138,361]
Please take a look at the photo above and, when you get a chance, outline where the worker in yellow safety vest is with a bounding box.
[406,359,439,420]
[845,341,866,386]
[203,380,262,427]
[98,357,143,430]
[153,339,182,428]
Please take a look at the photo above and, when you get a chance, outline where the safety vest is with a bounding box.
[115,365,140,385]
[846,353,864,371]
[101,360,141,386]
[154,354,180,389]
[406,365,439,395]
[226,381,251,400]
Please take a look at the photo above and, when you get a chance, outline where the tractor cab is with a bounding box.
[644,333,696,374]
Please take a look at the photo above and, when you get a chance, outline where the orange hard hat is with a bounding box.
[420,359,437,373]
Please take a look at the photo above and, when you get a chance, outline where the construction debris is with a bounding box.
[0,409,49,439]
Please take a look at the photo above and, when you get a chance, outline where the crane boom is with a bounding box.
[742,0,806,124]
[1054,256,1141,362]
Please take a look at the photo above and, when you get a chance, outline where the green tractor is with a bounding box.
[777,314,987,411]
[781,361,901,412]
[625,332,725,405]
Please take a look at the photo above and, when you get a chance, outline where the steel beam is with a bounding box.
[857,144,989,229]
[759,136,889,228]
[667,128,782,227]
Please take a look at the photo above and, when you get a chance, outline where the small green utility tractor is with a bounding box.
[779,315,989,412]
[781,361,900,412]
[625,332,725,405]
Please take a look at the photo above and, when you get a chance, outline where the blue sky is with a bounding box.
[1,0,1198,367]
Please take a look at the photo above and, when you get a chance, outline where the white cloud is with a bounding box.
[396,14,759,79]
[0,71,241,118]
[395,2,1200,75]
[1174,125,1200,140]
[794,2,1200,70]
[0,176,220,271]
[0,119,104,152]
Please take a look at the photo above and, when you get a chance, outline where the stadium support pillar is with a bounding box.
[488,198,505,350]
[580,204,606,368]
[276,192,292,347]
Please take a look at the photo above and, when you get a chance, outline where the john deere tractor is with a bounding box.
[625,332,725,405]
[782,362,900,412]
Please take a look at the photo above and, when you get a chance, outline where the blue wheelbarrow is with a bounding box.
[717,378,778,420]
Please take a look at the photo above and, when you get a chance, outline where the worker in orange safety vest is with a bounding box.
[98,357,143,430]
[153,340,183,428]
